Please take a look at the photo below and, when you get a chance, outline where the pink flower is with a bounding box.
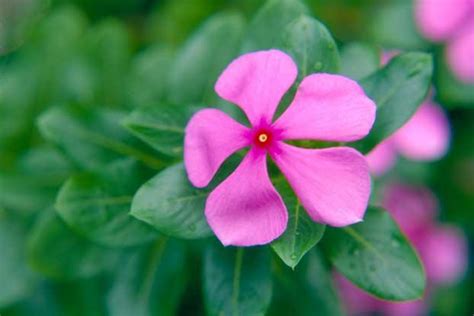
[415,0,474,83]
[366,100,450,176]
[184,50,376,246]
[337,183,468,316]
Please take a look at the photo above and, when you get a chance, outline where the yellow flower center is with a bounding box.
[258,133,269,143]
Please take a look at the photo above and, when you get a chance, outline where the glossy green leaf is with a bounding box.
[282,15,340,78]
[242,0,308,52]
[320,206,425,301]
[268,249,343,316]
[123,103,201,157]
[204,244,272,316]
[0,212,37,308]
[355,52,433,153]
[107,238,187,316]
[271,179,325,269]
[130,163,212,239]
[56,159,159,247]
[38,106,164,170]
[340,42,380,80]
[167,12,245,104]
[27,210,118,280]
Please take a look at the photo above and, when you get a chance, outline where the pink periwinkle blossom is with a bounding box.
[415,0,474,83]
[337,183,468,316]
[183,49,376,246]
[366,99,450,176]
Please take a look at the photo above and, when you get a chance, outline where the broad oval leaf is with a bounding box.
[56,159,159,248]
[131,163,212,239]
[38,106,164,170]
[242,0,308,52]
[282,15,340,78]
[271,179,325,269]
[0,212,37,308]
[355,52,433,153]
[204,244,272,316]
[167,12,245,104]
[107,238,187,316]
[27,210,119,280]
[123,103,201,157]
[320,206,426,301]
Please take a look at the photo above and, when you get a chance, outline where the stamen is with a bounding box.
[258,133,268,143]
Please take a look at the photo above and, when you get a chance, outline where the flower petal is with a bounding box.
[392,102,450,161]
[274,74,376,142]
[366,141,397,176]
[214,49,297,126]
[205,151,288,246]
[184,109,250,188]
[272,143,371,226]
[421,226,468,284]
[415,0,470,41]
[447,22,474,83]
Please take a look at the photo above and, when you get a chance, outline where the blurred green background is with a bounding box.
[0,0,472,315]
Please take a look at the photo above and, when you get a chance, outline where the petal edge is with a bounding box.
[205,151,288,246]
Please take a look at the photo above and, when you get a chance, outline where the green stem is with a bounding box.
[232,248,244,316]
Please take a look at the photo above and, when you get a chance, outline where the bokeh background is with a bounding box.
[0,0,472,315]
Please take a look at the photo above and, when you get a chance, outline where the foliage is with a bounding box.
[0,0,472,315]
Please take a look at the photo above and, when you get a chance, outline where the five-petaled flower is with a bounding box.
[184,49,376,246]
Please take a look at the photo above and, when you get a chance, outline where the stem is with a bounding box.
[232,248,244,316]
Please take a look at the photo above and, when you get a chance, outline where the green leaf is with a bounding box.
[271,179,325,269]
[38,106,164,170]
[107,238,187,316]
[131,155,241,240]
[340,42,380,80]
[242,0,308,52]
[130,163,212,239]
[123,103,201,157]
[203,244,272,316]
[127,45,174,108]
[27,210,118,280]
[320,206,426,301]
[268,249,343,316]
[0,211,37,308]
[355,52,433,153]
[167,12,245,104]
[56,159,159,248]
[281,15,340,78]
